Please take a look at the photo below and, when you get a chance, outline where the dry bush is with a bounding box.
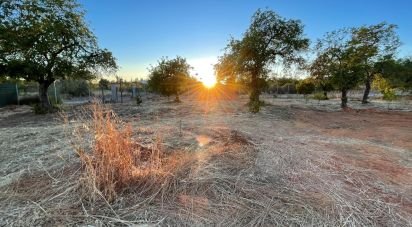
[72,104,165,202]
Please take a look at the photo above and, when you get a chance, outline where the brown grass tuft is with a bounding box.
[74,104,164,202]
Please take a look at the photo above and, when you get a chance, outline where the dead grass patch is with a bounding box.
[1,99,411,226]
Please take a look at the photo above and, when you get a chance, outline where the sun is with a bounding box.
[201,74,217,88]
[189,57,218,89]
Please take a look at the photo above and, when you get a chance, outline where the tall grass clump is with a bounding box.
[73,104,162,202]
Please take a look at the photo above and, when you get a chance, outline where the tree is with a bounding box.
[309,54,334,99]
[394,58,412,89]
[215,53,238,85]
[0,0,117,111]
[60,79,90,97]
[350,23,400,103]
[296,79,315,97]
[314,29,362,108]
[98,78,110,103]
[375,57,412,90]
[147,56,192,102]
[217,9,309,112]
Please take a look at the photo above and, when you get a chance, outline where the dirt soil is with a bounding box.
[0,94,411,226]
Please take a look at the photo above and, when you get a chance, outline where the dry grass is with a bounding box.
[1,99,411,226]
[64,103,290,225]
[72,104,169,202]
[75,105,134,201]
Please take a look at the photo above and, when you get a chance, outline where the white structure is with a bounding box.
[111,83,119,102]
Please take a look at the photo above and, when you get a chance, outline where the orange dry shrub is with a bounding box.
[75,104,141,201]
[72,104,197,203]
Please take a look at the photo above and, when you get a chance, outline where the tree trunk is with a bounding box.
[175,94,180,102]
[38,81,52,110]
[249,74,260,104]
[248,74,261,113]
[101,87,105,103]
[362,76,372,104]
[323,91,328,99]
[341,89,348,109]
[250,89,260,104]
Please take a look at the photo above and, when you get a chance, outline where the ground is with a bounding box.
[0,94,411,226]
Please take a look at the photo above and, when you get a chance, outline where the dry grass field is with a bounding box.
[0,94,411,226]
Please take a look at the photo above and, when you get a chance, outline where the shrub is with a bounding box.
[19,96,40,105]
[32,104,49,114]
[135,96,142,105]
[382,88,396,101]
[61,80,90,97]
[313,92,328,101]
[73,104,164,201]
[296,79,315,96]
[32,103,61,114]
[372,74,397,101]
[248,100,265,113]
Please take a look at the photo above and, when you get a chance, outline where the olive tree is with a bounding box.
[217,9,309,112]
[214,53,238,85]
[375,57,412,90]
[147,56,192,102]
[296,79,315,98]
[0,0,117,111]
[309,54,334,99]
[350,22,400,103]
[314,29,362,108]
[98,78,110,103]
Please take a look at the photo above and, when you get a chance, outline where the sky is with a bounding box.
[79,0,412,81]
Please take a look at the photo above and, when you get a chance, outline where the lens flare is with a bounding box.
[201,74,216,88]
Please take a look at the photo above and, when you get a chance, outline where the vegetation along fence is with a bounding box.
[0,83,19,107]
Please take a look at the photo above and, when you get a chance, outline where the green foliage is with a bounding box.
[32,103,61,114]
[313,29,363,108]
[272,77,300,87]
[296,79,315,96]
[60,80,90,97]
[215,53,238,85]
[382,90,396,101]
[248,100,263,113]
[312,23,401,106]
[313,92,328,101]
[217,9,309,112]
[375,57,412,90]
[0,0,117,109]
[309,56,334,97]
[99,79,110,90]
[372,74,397,101]
[148,56,192,101]
[350,22,400,103]
[32,104,49,115]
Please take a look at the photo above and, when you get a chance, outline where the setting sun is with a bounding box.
[201,74,217,88]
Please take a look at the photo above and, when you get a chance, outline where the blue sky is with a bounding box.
[79,0,412,80]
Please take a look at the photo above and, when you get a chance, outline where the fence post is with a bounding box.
[53,81,57,104]
[15,84,19,105]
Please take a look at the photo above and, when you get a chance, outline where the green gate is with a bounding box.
[0,83,18,107]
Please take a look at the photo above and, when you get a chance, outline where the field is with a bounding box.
[0,94,411,226]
